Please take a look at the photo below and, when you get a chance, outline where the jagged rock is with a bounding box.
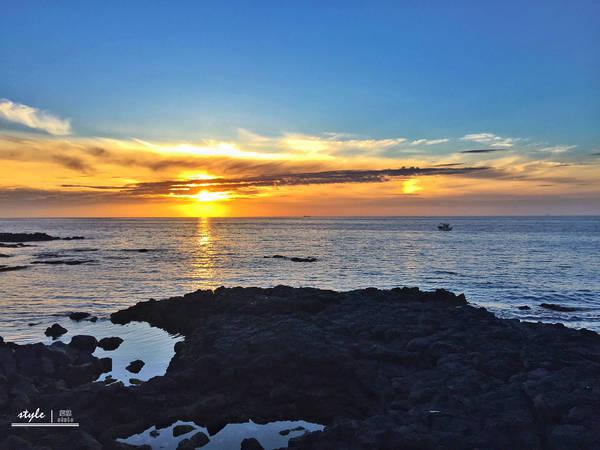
[126,359,145,374]
[45,323,67,339]
[2,286,600,449]
[69,335,98,352]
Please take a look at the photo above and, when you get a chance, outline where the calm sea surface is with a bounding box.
[1,217,599,341]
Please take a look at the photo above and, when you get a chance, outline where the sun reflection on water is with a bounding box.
[190,217,216,282]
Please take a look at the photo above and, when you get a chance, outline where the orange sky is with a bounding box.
[1,127,598,217]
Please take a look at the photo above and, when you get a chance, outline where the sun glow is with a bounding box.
[402,178,422,194]
[194,190,230,202]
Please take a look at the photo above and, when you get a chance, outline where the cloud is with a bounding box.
[0,99,72,135]
[63,166,490,200]
[461,133,516,148]
[51,155,92,173]
[536,145,576,154]
[409,138,449,146]
[460,148,507,154]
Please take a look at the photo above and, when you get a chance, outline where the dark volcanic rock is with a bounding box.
[69,312,91,321]
[69,335,98,352]
[98,337,123,351]
[3,286,600,449]
[177,431,209,449]
[518,305,531,310]
[540,303,578,312]
[0,232,59,242]
[45,323,68,339]
[126,359,145,374]
[0,265,28,272]
[241,437,264,450]
[172,424,194,436]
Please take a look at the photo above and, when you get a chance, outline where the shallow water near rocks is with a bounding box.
[118,419,324,450]
[11,318,182,386]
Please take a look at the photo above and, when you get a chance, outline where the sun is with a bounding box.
[194,190,230,202]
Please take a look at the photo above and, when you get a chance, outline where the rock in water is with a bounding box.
[98,337,123,351]
[540,303,577,312]
[241,438,264,450]
[69,335,98,352]
[45,323,68,339]
[0,232,60,242]
[69,312,91,321]
[172,424,195,437]
[177,431,210,449]
[126,359,145,373]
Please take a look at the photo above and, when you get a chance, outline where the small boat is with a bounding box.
[438,223,453,231]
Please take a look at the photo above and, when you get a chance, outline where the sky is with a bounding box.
[0,0,599,217]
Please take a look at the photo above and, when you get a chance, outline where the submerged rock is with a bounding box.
[279,425,305,435]
[518,305,531,310]
[98,337,123,351]
[540,303,578,312]
[264,255,318,262]
[45,323,68,339]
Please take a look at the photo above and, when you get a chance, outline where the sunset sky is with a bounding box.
[1,1,599,217]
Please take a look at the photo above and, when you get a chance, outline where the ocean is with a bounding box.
[1,216,599,342]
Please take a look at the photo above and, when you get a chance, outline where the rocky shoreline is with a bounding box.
[1,286,600,449]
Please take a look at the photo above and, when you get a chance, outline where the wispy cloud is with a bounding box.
[409,138,449,146]
[461,132,516,148]
[0,99,72,135]
[537,145,576,154]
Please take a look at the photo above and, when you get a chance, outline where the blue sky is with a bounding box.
[1,1,599,149]
[0,1,599,216]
